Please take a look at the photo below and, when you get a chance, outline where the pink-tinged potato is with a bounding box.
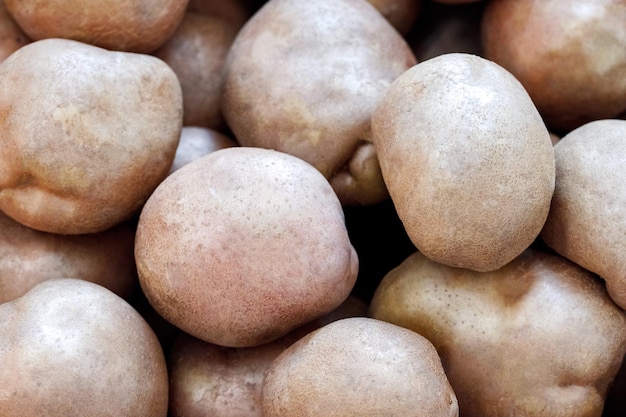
[0,212,137,304]
[541,119,626,310]
[135,147,358,347]
[262,317,459,417]
[0,38,182,235]
[372,53,555,272]
[221,0,417,206]
[367,0,421,35]
[0,1,29,63]
[4,0,189,53]
[168,126,237,174]
[369,248,626,417]
[0,278,169,417]
[481,0,626,133]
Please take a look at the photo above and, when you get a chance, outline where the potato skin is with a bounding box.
[369,248,626,417]
[168,126,237,174]
[0,1,29,64]
[0,38,182,235]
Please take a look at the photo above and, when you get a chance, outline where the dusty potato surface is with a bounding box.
[0,38,182,235]
[369,248,626,417]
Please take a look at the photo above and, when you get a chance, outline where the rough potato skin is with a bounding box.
[372,53,555,272]
[262,317,459,417]
[135,147,358,348]
[0,1,29,64]
[540,119,626,310]
[369,248,626,417]
[0,38,182,235]
[4,0,189,53]
[0,278,169,417]
[221,0,417,206]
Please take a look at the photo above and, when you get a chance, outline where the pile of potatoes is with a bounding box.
[1,0,626,416]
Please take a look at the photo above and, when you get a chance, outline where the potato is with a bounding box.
[0,278,168,416]
[262,316,459,417]
[169,126,237,174]
[369,248,626,417]
[540,119,626,310]
[3,0,189,53]
[0,38,182,235]
[0,211,137,304]
[187,0,252,27]
[367,0,421,35]
[481,0,626,133]
[0,0,29,64]
[371,52,555,271]
[135,147,358,347]
[221,0,417,206]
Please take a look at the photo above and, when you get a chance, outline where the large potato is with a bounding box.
[0,278,168,416]
[221,0,417,205]
[372,53,555,271]
[0,38,182,235]
[135,147,358,347]
[369,248,626,417]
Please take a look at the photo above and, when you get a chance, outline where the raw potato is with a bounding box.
[540,119,626,310]
[367,0,421,35]
[0,38,182,235]
[372,53,555,271]
[262,317,459,417]
[221,0,417,206]
[187,0,252,28]
[0,0,29,64]
[0,211,137,304]
[168,126,237,174]
[135,147,358,348]
[0,278,168,417]
[369,248,626,417]
[4,0,189,53]
[481,0,626,133]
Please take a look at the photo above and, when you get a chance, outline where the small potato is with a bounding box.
[262,317,459,417]
[372,53,555,271]
[540,119,626,310]
[135,147,358,347]
[0,38,182,235]
[0,278,168,416]
[169,126,237,174]
[369,248,626,417]
[4,0,189,53]
[0,0,29,63]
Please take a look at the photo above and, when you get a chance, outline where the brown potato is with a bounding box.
[0,278,168,416]
[169,126,237,174]
[187,0,252,27]
[221,0,417,206]
[262,316,459,417]
[135,147,358,347]
[0,211,137,304]
[367,0,421,35]
[372,53,555,272]
[540,119,626,310]
[481,0,626,133]
[0,0,29,64]
[0,38,182,235]
[369,248,626,417]
[3,0,189,53]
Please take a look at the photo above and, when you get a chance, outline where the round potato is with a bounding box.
[169,126,237,174]
[0,278,168,416]
[0,38,182,235]
[369,248,626,417]
[372,52,555,271]
[0,1,29,64]
[135,147,358,347]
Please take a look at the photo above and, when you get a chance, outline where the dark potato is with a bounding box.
[0,0,29,63]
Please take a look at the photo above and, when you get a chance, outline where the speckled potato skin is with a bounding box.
[481,0,626,133]
[0,278,169,417]
[0,38,182,235]
[135,147,358,348]
[168,126,237,174]
[4,0,189,53]
[0,212,137,304]
[0,1,29,64]
[221,0,417,206]
[369,248,626,417]
[540,119,626,310]
[372,53,555,272]
[262,317,459,417]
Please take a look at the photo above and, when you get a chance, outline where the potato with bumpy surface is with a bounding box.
[369,248,626,417]
[0,38,182,235]
[135,147,358,348]
[221,0,417,206]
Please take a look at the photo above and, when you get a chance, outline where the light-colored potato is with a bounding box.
[0,0,29,63]
[0,278,168,416]
[0,38,182,235]
[169,126,237,174]
[135,147,358,347]
[221,0,417,205]
[540,119,626,310]
[369,248,626,417]
[372,52,555,271]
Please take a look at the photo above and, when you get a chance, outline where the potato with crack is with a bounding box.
[369,248,626,417]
